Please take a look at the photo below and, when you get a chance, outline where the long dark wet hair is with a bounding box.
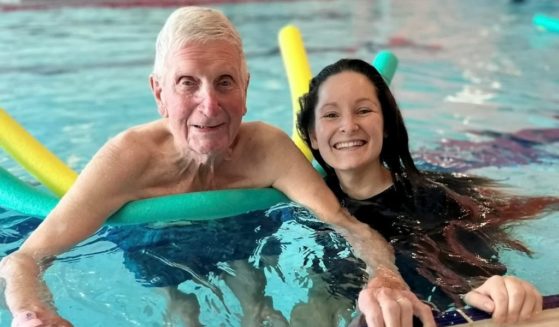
[297,58,558,304]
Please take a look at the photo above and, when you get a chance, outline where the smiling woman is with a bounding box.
[296,58,559,326]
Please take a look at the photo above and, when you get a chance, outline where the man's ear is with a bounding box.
[150,74,167,117]
[243,73,250,116]
[310,129,319,150]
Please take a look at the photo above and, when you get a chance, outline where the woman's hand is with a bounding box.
[463,275,543,324]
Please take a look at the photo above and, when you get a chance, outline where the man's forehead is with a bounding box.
[173,39,239,57]
[167,46,242,72]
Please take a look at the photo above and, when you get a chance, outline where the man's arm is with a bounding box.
[260,126,436,326]
[1,134,145,324]
[262,126,397,275]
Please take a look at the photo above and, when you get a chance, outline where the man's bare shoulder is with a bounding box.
[238,121,291,145]
[92,120,169,173]
[111,119,168,149]
[234,121,305,164]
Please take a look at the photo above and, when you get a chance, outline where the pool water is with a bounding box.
[1,0,559,326]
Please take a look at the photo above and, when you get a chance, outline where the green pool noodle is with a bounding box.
[373,50,398,85]
[533,14,559,33]
[0,165,288,225]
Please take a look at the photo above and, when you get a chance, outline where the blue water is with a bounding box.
[1,0,559,326]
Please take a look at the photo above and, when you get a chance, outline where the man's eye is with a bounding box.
[218,76,234,88]
[179,77,196,86]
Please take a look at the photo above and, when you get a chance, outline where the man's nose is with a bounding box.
[198,85,220,116]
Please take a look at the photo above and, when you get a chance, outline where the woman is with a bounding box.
[296,58,557,325]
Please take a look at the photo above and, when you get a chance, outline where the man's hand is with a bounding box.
[357,267,436,327]
[463,275,543,324]
[11,309,72,327]
[1,253,73,327]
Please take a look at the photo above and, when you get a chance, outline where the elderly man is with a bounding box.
[0,6,435,327]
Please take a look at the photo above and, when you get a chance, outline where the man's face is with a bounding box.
[151,40,248,157]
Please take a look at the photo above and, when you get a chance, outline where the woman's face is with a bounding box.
[310,71,385,173]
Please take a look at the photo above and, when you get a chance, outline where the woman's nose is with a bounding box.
[339,117,358,133]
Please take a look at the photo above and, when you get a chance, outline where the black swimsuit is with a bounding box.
[321,174,500,311]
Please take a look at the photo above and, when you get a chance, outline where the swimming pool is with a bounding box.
[1,0,558,326]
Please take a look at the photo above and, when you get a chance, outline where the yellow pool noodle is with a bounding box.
[0,108,78,196]
[278,25,314,161]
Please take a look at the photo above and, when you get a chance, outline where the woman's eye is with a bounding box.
[357,107,373,115]
[322,112,338,119]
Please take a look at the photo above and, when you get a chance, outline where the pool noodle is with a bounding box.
[372,50,398,85]
[533,14,559,33]
[0,108,77,196]
[0,24,397,224]
[0,166,58,218]
[0,165,288,225]
[278,25,314,161]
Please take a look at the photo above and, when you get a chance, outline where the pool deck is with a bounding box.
[454,308,559,327]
